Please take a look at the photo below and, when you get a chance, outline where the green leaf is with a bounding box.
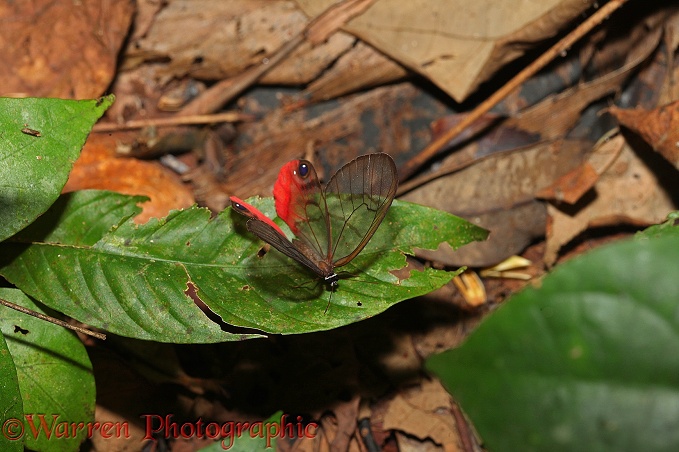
[1,191,239,343]
[636,211,679,240]
[0,288,95,452]
[0,191,487,342]
[427,233,679,452]
[0,96,113,242]
[0,321,23,452]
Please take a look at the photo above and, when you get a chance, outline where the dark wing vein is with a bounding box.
[326,153,398,268]
[247,219,325,277]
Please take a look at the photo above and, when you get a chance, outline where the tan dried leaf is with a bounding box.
[403,140,586,267]
[544,135,677,264]
[125,0,355,85]
[304,41,408,101]
[295,0,594,101]
[383,379,461,449]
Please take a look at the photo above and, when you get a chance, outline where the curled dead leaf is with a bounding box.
[610,101,679,169]
[64,136,195,223]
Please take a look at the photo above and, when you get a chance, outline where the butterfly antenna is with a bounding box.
[324,280,338,314]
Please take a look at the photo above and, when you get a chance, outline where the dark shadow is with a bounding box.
[91,293,472,422]
[0,194,75,270]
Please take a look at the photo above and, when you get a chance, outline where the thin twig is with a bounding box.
[92,112,253,132]
[0,298,106,340]
[399,0,630,181]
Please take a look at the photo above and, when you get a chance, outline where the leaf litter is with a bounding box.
[1,0,678,450]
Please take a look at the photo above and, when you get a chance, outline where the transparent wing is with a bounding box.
[245,219,326,278]
[273,160,331,263]
[324,153,398,268]
[231,197,330,278]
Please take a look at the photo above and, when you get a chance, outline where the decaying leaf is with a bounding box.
[610,101,679,169]
[64,136,195,223]
[544,135,676,264]
[402,140,581,267]
[0,0,134,98]
[304,40,408,102]
[295,0,596,101]
[400,18,664,267]
[382,379,462,449]
[536,162,600,204]
[322,396,361,451]
[125,0,356,85]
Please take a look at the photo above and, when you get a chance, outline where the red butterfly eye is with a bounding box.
[298,162,309,178]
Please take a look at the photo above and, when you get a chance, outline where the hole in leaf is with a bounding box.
[14,325,29,335]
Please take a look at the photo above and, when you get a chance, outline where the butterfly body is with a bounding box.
[230,197,341,287]
[231,153,398,303]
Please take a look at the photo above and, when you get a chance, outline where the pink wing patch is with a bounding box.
[229,196,286,236]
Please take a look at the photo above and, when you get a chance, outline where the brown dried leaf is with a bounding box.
[262,35,356,86]
[394,431,443,452]
[129,0,165,42]
[397,8,663,187]
[659,11,679,104]
[400,23,662,266]
[383,379,461,449]
[536,162,599,204]
[125,0,355,86]
[304,0,377,44]
[508,22,662,140]
[537,131,623,204]
[64,136,195,224]
[402,140,587,267]
[295,0,594,101]
[610,101,679,169]
[544,135,677,264]
[323,396,360,452]
[304,41,408,101]
[0,0,134,98]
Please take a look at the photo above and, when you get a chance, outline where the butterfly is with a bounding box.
[230,153,398,309]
